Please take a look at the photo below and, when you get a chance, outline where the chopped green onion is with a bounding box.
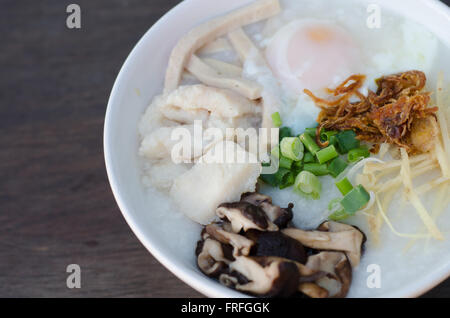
[299,133,320,155]
[320,130,338,142]
[295,171,322,199]
[279,127,292,141]
[271,168,295,189]
[259,173,278,187]
[348,146,370,163]
[340,185,370,214]
[280,137,304,161]
[328,157,348,178]
[271,146,280,159]
[303,152,316,163]
[279,156,293,169]
[274,168,291,182]
[271,112,282,128]
[303,163,329,176]
[329,210,350,221]
[292,160,303,173]
[329,135,338,147]
[279,172,295,189]
[304,127,317,138]
[316,145,339,164]
[328,198,349,221]
[335,130,360,154]
[329,209,350,221]
[328,198,341,210]
[260,166,291,187]
[335,177,354,195]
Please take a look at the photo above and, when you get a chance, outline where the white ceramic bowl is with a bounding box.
[104,0,450,297]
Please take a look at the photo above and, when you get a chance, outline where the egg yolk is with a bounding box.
[266,20,361,94]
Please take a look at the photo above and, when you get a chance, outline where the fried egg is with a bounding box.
[265,19,361,94]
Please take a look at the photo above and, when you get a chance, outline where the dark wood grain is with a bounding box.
[0,0,449,298]
[0,0,202,298]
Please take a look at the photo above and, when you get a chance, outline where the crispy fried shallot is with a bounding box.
[305,71,439,153]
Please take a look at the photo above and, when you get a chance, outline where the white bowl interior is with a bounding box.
[105,0,450,297]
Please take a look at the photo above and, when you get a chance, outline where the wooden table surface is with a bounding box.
[0,0,449,298]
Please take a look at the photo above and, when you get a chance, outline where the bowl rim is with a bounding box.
[104,0,249,298]
[104,0,450,298]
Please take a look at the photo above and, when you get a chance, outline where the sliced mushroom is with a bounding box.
[227,256,300,297]
[216,202,278,233]
[281,229,355,256]
[259,202,294,229]
[205,223,254,257]
[219,273,239,288]
[245,230,307,264]
[240,192,272,205]
[197,193,365,298]
[282,221,365,268]
[295,262,321,278]
[298,282,329,298]
[219,269,249,288]
[317,221,366,267]
[304,251,352,298]
[196,238,233,277]
[241,193,293,228]
[294,261,331,298]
